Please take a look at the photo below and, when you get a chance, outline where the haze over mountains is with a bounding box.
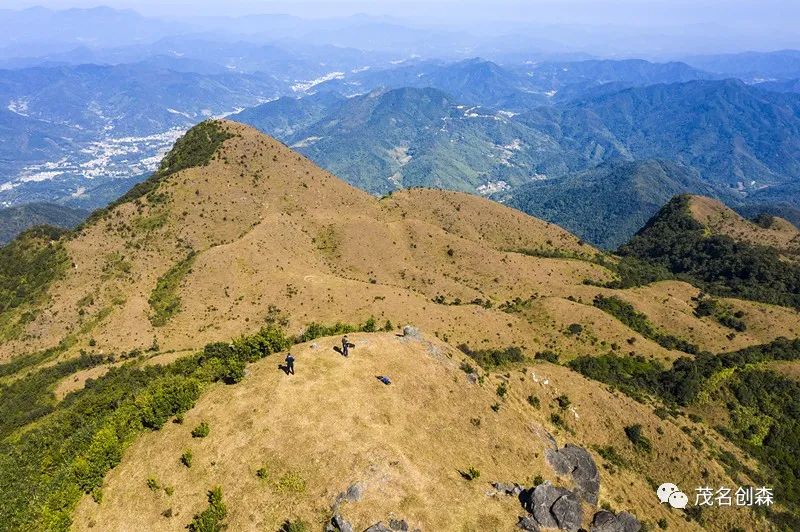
[3,4,800,531]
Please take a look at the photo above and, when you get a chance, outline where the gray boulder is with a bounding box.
[493,482,524,497]
[551,491,583,532]
[524,482,584,532]
[527,482,570,528]
[546,444,600,504]
[517,515,540,531]
[590,510,641,532]
[326,514,354,532]
[364,523,392,532]
[388,519,408,531]
[402,325,420,338]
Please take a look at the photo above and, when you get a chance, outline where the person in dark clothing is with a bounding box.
[342,335,350,357]
[285,353,295,375]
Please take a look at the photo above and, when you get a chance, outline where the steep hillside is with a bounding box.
[505,159,720,249]
[620,194,800,307]
[1,121,799,531]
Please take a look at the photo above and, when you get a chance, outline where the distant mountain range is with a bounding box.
[0,202,87,245]
[504,159,720,249]
[236,86,571,195]
[3,41,800,248]
[235,74,800,247]
[518,78,800,190]
[0,62,288,208]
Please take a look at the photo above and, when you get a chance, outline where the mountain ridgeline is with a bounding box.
[620,195,800,308]
[0,121,799,531]
[235,75,800,249]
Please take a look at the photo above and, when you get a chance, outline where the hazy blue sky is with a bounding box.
[6,0,799,29]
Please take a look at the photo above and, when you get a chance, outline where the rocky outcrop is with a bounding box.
[525,482,583,532]
[517,515,540,531]
[590,510,642,532]
[492,481,524,497]
[402,325,420,339]
[326,514,354,532]
[546,444,601,504]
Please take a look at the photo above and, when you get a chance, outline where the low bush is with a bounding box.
[191,422,210,438]
[188,487,227,532]
[180,450,193,468]
[460,467,480,481]
[624,424,652,453]
[457,344,525,370]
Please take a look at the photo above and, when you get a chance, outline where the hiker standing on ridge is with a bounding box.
[285,352,295,375]
[342,335,350,357]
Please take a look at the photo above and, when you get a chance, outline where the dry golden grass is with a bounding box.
[0,123,792,530]
[688,195,800,258]
[72,332,765,531]
[6,122,796,376]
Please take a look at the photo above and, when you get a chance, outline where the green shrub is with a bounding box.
[527,395,541,408]
[534,350,559,363]
[624,424,652,453]
[181,450,193,468]
[281,520,309,532]
[595,445,626,469]
[149,253,196,327]
[566,323,583,335]
[147,477,160,491]
[188,487,227,532]
[457,344,525,370]
[137,376,201,430]
[192,422,210,439]
[460,467,480,481]
[555,395,571,409]
[496,382,508,398]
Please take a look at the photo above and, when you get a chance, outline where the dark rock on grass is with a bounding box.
[526,482,570,528]
[546,444,601,504]
[524,482,583,532]
[388,518,408,531]
[364,523,393,532]
[590,510,642,532]
[551,490,582,531]
[326,514,354,532]
[517,515,540,531]
[493,481,524,497]
[402,325,420,339]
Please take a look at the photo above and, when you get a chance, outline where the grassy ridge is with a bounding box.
[619,195,800,309]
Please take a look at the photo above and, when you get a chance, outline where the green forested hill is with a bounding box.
[504,159,720,249]
[0,203,87,246]
[518,79,800,190]
[619,195,800,308]
[238,86,582,195]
